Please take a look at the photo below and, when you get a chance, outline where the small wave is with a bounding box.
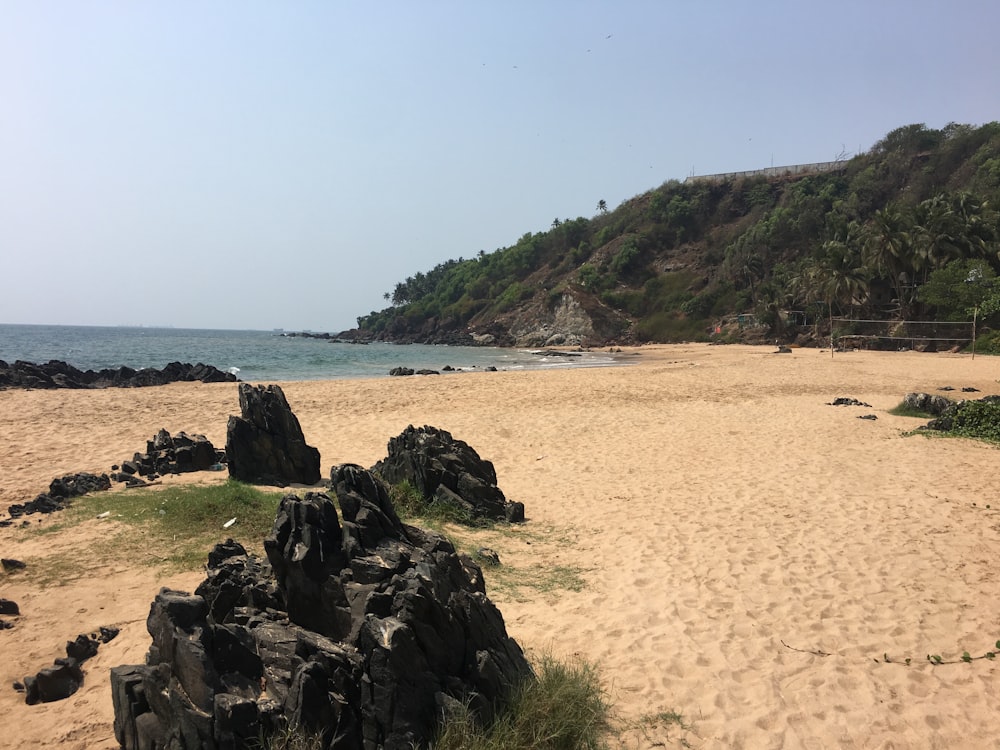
[228,366,241,376]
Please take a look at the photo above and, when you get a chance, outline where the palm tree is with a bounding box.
[596,199,608,214]
[818,239,869,316]
[862,205,914,315]
[911,195,961,281]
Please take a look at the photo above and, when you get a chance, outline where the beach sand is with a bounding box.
[2,343,999,749]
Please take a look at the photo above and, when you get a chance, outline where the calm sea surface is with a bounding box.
[0,324,624,382]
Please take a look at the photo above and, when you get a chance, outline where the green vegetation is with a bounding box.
[888,401,940,419]
[351,122,1000,346]
[254,653,610,750]
[20,481,285,580]
[947,399,1000,443]
[387,479,478,527]
[878,639,1000,667]
[432,652,610,750]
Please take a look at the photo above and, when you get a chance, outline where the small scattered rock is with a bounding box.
[0,599,19,615]
[827,397,872,407]
[2,558,26,572]
[858,414,878,420]
[21,627,118,705]
[475,547,501,567]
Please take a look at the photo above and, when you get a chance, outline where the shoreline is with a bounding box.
[2,343,1000,748]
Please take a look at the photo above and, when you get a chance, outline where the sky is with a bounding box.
[2,1,998,331]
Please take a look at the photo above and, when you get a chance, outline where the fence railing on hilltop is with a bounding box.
[684,160,848,184]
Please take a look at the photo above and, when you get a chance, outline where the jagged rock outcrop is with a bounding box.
[226,384,320,486]
[111,465,531,750]
[0,360,238,390]
[372,425,525,523]
[116,428,225,482]
[6,472,112,519]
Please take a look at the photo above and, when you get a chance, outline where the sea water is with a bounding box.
[0,324,624,382]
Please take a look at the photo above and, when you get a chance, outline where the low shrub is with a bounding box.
[432,653,610,750]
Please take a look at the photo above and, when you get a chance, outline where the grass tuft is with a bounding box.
[888,401,936,418]
[432,652,610,750]
[255,725,325,750]
[388,479,478,527]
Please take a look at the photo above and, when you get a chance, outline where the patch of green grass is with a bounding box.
[21,480,286,577]
[485,563,589,601]
[387,479,490,528]
[888,402,936,418]
[432,652,610,750]
[431,522,589,601]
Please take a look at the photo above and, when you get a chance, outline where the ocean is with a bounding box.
[0,324,625,382]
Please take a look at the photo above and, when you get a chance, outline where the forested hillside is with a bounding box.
[346,122,1000,350]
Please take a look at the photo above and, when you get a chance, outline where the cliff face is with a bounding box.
[503,292,625,347]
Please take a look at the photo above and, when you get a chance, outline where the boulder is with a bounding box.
[372,425,523,523]
[226,384,321,486]
[111,466,531,749]
[22,627,119,704]
[903,392,954,416]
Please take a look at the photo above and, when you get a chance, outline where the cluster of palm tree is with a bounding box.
[783,191,998,322]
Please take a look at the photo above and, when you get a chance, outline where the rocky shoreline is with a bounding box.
[0,360,239,390]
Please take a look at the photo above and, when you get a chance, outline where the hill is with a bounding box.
[344,122,1000,349]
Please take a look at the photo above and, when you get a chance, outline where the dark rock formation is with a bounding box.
[0,360,238,390]
[21,627,119,704]
[827,397,873,407]
[226,384,321,486]
[116,428,224,482]
[7,472,112,519]
[388,367,414,377]
[1,558,26,572]
[902,392,954,416]
[372,425,524,524]
[0,598,19,615]
[111,466,531,750]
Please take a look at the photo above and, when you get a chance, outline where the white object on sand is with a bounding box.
[223,517,237,529]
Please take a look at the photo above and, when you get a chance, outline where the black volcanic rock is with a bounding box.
[111,467,531,750]
[22,628,119,704]
[226,383,321,486]
[116,428,223,480]
[372,425,524,523]
[7,472,112,519]
[0,360,238,390]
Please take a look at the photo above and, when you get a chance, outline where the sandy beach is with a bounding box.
[2,343,999,749]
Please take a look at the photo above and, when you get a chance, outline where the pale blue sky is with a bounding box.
[1,1,997,331]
